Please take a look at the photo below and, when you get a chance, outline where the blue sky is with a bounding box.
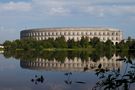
[0,0,135,43]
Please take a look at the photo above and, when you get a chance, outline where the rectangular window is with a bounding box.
[116,32,119,35]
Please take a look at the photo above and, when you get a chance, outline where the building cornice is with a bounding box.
[21,27,121,32]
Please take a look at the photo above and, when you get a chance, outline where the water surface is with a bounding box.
[0,51,135,90]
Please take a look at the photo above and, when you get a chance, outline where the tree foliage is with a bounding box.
[3,36,135,52]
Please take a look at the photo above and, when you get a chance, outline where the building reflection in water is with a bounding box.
[20,54,122,72]
[0,50,4,54]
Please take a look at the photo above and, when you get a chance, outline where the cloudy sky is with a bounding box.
[0,0,135,43]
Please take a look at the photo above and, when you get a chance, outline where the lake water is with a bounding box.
[0,51,135,90]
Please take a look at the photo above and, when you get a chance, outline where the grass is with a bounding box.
[42,47,95,51]
[9,47,95,52]
[5,47,135,52]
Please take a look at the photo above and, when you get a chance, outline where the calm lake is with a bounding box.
[0,51,135,90]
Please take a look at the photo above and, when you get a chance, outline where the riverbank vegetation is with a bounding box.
[3,49,135,63]
[3,36,135,52]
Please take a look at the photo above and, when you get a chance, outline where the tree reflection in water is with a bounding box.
[31,75,44,85]
[93,58,135,90]
[64,72,72,85]
[64,72,86,85]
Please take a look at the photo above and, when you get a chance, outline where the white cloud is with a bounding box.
[109,5,135,14]
[31,0,135,17]
[0,0,135,16]
[48,7,70,16]
[0,1,32,11]
[31,0,71,16]
[80,4,135,17]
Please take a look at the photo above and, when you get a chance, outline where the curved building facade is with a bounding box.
[20,27,123,44]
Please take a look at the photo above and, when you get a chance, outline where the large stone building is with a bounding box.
[0,44,4,49]
[20,27,123,44]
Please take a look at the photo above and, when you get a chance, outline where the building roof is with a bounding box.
[21,27,121,32]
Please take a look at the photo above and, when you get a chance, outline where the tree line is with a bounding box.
[3,36,135,52]
[3,50,135,63]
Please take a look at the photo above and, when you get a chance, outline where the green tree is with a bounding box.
[90,37,100,48]
[79,36,89,48]
[54,36,67,48]
[67,39,78,48]
[3,40,12,50]
[116,40,129,51]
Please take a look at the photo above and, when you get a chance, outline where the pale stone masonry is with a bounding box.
[20,27,123,44]
[0,44,4,48]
